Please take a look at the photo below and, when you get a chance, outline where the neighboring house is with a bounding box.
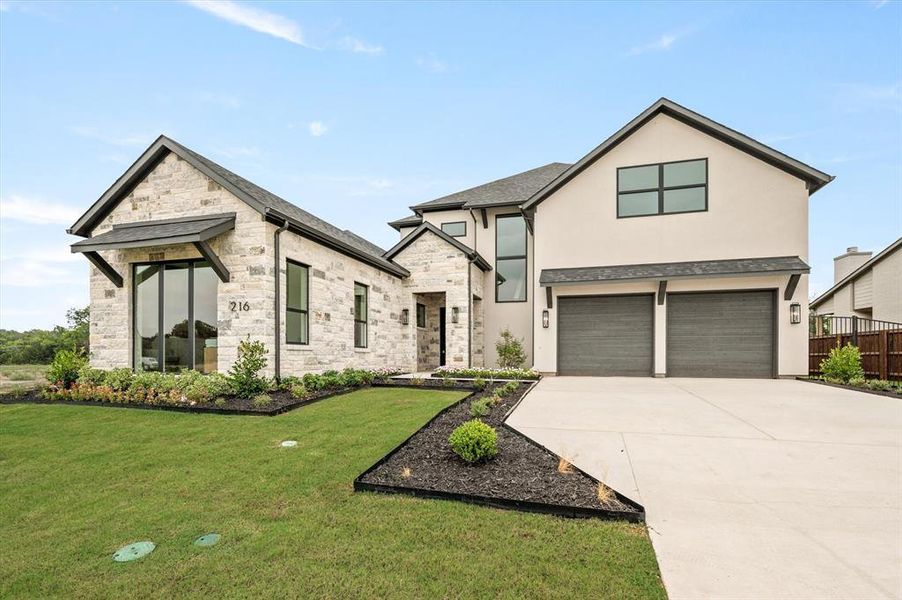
[69,98,832,379]
[809,238,902,324]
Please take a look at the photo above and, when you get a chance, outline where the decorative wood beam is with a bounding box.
[83,251,123,288]
[546,286,553,309]
[480,208,488,229]
[657,280,667,305]
[784,273,801,301]
[193,241,230,283]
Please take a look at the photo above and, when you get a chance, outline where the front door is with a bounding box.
[439,307,447,366]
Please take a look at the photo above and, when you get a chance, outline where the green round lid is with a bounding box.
[193,533,221,547]
[113,541,155,562]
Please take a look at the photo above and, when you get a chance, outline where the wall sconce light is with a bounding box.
[542,310,550,328]
[789,302,801,324]
[400,308,409,325]
[451,306,459,323]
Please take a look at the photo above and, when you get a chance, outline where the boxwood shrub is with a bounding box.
[448,419,498,463]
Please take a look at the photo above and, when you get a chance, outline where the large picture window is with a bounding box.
[133,260,218,373]
[441,221,467,237]
[286,260,309,345]
[354,282,368,348]
[617,158,707,218]
[496,214,527,302]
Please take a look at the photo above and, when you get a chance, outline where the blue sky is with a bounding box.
[0,0,900,330]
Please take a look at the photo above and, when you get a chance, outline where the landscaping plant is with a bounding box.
[469,397,492,418]
[448,419,498,463]
[228,338,270,398]
[251,394,272,408]
[432,366,540,380]
[46,348,87,389]
[819,343,864,384]
[495,328,527,369]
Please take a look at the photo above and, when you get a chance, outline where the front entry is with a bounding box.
[439,307,447,366]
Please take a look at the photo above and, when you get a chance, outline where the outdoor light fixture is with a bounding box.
[542,310,550,328]
[451,307,459,323]
[790,302,801,324]
[401,308,409,325]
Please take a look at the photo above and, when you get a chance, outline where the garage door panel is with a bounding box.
[558,295,653,376]
[667,291,775,378]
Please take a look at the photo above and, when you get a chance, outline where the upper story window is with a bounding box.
[286,260,309,345]
[617,158,707,218]
[441,221,467,237]
[354,282,368,348]
[496,214,527,302]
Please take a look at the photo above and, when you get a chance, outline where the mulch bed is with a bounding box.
[796,377,902,399]
[356,383,644,521]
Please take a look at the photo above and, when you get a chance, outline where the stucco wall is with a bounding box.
[420,209,478,249]
[86,152,268,371]
[532,113,811,376]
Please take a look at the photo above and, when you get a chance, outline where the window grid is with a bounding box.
[617,158,708,218]
[354,282,368,348]
[495,214,527,303]
[286,259,309,345]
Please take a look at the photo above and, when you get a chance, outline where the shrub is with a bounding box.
[449,419,498,463]
[251,394,272,408]
[184,372,233,404]
[432,366,540,381]
[495,328,527,369]
[228,338,269,398]
[866,379,894,391]
[410,376,424,386]
[493,380,519,398]
[76,365,107,387]
[320,370,343,389]
[47,349,87,389]
[819,344,864,384]
[442,376,455,387]
[213,397,227,408]
[289,383,308,399]
[470,397,492,418]
[472,377,487,391]
[105,368,134,391]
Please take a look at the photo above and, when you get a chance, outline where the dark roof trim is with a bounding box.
[522,98,834,211]
[383,222,492,271]
[265,209,409,278]
[539,256,810,286]
[387,214,423,231]
[71,213,235,253]
[810,237,902,309]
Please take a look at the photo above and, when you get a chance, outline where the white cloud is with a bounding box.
[627,28,697,56]
[0,259,83,287]
[70,126,155,147]
[308,121,328,137]
[0,195,80,225]
[183,0,310,47]
[417,53,449,73]
[870,0,890,8]
[339,36,383,55]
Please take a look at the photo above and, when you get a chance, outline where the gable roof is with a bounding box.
[387,214,423,231]
[522,98,834,211]
[68,135,407,277]
[411,162,571,213]
[71,213,236,253]
[383,222,492,271]
[810,237,902,309]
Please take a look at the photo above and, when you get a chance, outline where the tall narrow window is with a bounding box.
[416,302,426,328]
[286,260,309,345]
[354,282,368,348]
[496,214,527,302]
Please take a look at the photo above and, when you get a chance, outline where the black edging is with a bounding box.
[353,381,646,523]
[428,372,541,381]
[796,377,902,399]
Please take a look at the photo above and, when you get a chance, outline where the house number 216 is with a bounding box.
[229,301,251,312]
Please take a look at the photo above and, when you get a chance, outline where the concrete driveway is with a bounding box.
[507,377,902,599]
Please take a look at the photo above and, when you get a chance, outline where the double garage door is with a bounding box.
[557,291,775,378]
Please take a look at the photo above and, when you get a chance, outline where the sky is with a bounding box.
[0,0,900,331]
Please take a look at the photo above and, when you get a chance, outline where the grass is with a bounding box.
[0,387,664,599]
[0,364,47,392]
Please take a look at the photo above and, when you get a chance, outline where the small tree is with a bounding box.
[495,328,526,368]
[228,338,269,398]
[819,343,864,384]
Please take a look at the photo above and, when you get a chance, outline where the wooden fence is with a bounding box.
[809,316,902,381]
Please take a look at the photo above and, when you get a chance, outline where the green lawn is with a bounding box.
[0,388,664,599]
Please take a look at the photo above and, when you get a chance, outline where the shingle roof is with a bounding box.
[810,237,902,309]
[387,214,423,230]
[68,135,407,277]
[71,213,236,253]
[539,256,810,286]
[384,222,492,271]
[411,163,571,212]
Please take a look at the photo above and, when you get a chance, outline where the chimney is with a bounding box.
[834,246,872,283]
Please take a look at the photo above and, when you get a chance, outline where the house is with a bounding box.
[809,238,902,324]
[69,98,833,378]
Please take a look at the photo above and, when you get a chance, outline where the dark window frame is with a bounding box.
[441,221,467,237]
[495,213,528,303]
[354,282,368,349]
[286,259,309,345]
[616,158,708,219]
[416,302,427,328]
[131,258,217,372]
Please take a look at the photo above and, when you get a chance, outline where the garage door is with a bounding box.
[558,295,654,376]
[667,291,775,378]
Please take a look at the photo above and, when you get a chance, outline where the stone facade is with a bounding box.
[414,292,444,371]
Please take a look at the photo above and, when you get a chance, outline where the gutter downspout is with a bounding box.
[467,255,475,368]
[273,218,289,382]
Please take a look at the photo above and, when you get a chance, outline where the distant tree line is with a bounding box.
[0,307,89,364]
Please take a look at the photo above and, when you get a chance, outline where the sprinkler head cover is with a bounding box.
[193,533,221,547]
[113,541,155,562]
[280,440,298,448]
